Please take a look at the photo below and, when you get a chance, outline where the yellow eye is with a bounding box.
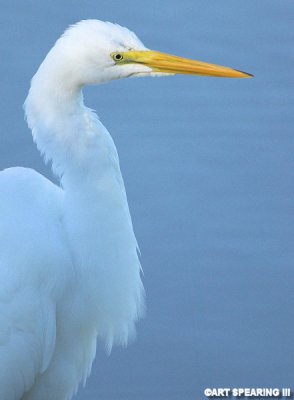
[112,53,124,62]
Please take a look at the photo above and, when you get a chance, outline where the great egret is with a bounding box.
[0,19,252,400]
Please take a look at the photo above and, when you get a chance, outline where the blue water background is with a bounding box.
[0,1,293,399]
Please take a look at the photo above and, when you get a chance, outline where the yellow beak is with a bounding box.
[113,50,253,78]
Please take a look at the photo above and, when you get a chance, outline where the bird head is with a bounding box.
[41,19,252,89]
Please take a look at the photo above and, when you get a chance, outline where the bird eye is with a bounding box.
[112,53,124,62]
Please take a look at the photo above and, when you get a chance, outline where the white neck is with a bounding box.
[24,58,144,351]
[25,61,118,180]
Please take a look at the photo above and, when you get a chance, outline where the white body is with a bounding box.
[0,20,147,400]
[0,17,247,400]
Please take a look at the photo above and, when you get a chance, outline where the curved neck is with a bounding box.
[24,63,119,185]
[24,43,144,351]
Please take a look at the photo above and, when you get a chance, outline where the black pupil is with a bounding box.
[115,54,122,60]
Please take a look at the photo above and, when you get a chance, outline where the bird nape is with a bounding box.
[0,19,252,400]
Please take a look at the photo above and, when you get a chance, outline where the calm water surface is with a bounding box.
[0,1,293,399]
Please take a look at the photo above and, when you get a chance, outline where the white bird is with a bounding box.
[0,20,251,400]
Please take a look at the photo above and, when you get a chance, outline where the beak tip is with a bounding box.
[236,69,254,78]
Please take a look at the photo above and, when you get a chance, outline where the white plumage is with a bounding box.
[0,19,251,400]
